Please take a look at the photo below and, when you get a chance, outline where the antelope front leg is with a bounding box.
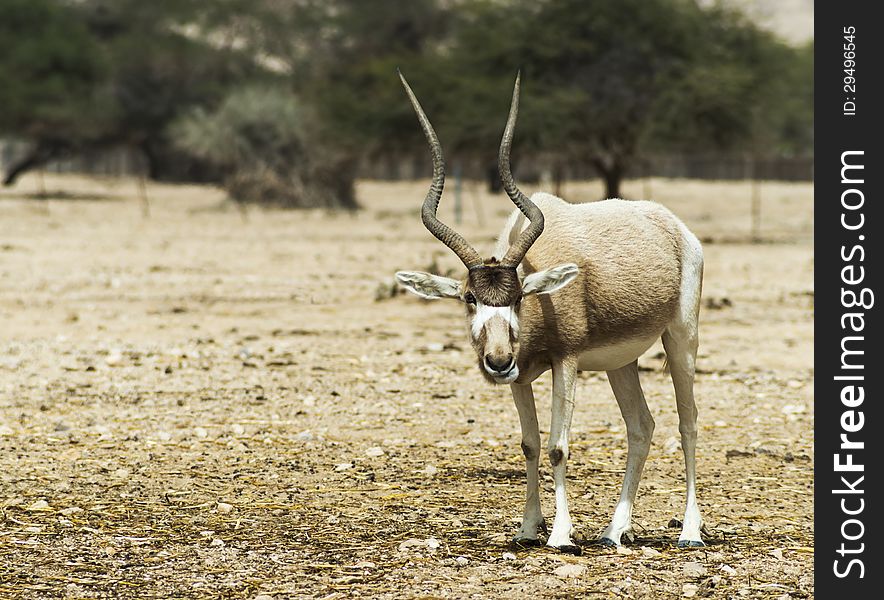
[547,356,579,553]
[510,383,545,544]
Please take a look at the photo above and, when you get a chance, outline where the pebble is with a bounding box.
[663,436,681,454]
[105,352,124,367]
[455,556,469,567]
[554,564,586,578]
[194,427,208,439]
[640,546,661,557]
[683,561,707,577]
[0,424,13,435]
[231,424,245,436]
[425,537,440,550]
[354,561,376,569]
[770,548,784,561]
[217,502,234,514]
[60,506,83,516]
[397,538,425,552]
[294,431,314,442]
[682,583,699,597]
[616,546,633,555]
[502,552,517,561]
[254,595,274,600]
[334,463,353,472]
[720,564,737,575]
[365,446,385,457]
[157,431,172,442]
[26,500,51,511]
[210,538,225,547]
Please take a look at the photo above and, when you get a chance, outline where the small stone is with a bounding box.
[217,502,234,514]
[425,537,440,550]
[663,436,681,454]
[253,595,274,600]
[60,506,83,516]
[640,546,661,557]
[26,500,51,512]
[0,424,14,435]
[194,427,208,439]
[682,583,699,597]
[554,564,586,578]
[114,468,130,479]
[157,431,172,442]
[720,564,737,575]
[770,548,784,561]
[683,561,706,578]
[397,538,425,552]
[421,464,438,476]
[231,424,245,436]
[105,352,124,367]
[302,395,316,407]
[455,556,469,567]
[616,545,633,555]
[365,446,385,457]
[502,552,517,561]
[210,538,225,547]
[354,561,376,569]
[425,343,445,352]
[334,463,353,472]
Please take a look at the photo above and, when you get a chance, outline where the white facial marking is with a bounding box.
[470,302,519,339]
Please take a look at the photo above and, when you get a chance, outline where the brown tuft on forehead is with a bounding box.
[467,262,522,306]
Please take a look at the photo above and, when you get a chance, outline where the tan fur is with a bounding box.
[490,193,684,382]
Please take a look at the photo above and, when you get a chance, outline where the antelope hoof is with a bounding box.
[597,537,618,547]
[677,540,706,548]
[553,544,582,556]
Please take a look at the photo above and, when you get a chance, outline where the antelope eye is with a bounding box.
[464,292,476,305]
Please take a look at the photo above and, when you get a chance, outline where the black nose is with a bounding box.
[485,354,514,373]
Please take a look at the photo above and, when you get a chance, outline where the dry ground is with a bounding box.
[0,174,813,599]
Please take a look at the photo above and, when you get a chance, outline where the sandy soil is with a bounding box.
[0,174,813,598]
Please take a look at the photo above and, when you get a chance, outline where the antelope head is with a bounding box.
[395,72,578,384]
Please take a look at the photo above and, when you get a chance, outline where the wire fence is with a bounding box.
[1,139,812,183]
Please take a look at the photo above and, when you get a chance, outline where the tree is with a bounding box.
[436,0,812,198]
[1,0,258,185]
[171,87,357,209]
[0,0,112,184]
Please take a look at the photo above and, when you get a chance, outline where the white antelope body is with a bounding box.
[395,72,705,551]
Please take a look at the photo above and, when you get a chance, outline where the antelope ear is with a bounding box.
[395,271,462,300]
[522,263,578,295]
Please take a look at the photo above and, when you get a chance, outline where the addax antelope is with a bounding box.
[395,72,706,552]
